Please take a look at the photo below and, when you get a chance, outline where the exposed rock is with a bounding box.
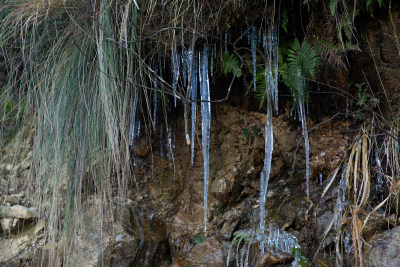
[256,249,294,267]
[3,194,24,205]
[1,218,19,233]
[364,226,400,267]
[0,205,38,219]
[0,219,45,264]
[220,199,251,240]
[174,237,224,267]
[210,104,297,205]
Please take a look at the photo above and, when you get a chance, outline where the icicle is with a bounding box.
[224,32,228,53]
[137,120,141,138]
[160,125,164,158]
[210,45,214,77]
[182,48,188,87]
[167,125,175,169]
[300,100,310,199]
[129,88,139,146]
[247,27,251,45]
[263,32,267,49]
[200,45,211,234]
[272,26,279,113]
[297,70,310,199]
[375,147,383,193]
[334,165,349,229]
[184,48,193,145]
[251,26,257,91]
[152,62,158,131]
[259,99,274,252]
[171,47,180,107]
[191,52,198,166]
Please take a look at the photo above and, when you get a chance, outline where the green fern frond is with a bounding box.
[282,39,319,107]
[252,67,268,109]
[329,0,340,16]
[287,39,319,78]
[221,52,242,78]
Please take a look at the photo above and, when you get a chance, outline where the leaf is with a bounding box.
[251,125,259,135]
[282,39,319,109]
[366,0,373,11]
[329,0,340,16]
[243,128,249,140]
[221,52,242,78]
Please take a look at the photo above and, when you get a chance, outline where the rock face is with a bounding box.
[364,226,400,267]
[0,101,355,266]
[0,219,46,264]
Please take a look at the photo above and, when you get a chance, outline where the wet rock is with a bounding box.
[256,249,294,267]
[210,105,297,205]
[120,204,169,266]
[221,219,240,240]
[67,198,114,267]
[308,119,348,184]
[364,226,400,267]
[277,194,309,231]
[220,200,251,240]
[66,197,169,267]
[133,136,154,157]
[175,237,224,267]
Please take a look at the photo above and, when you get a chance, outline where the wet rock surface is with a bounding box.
[173,237,225,267]
[0,97,397,266]
[364,226,400,267]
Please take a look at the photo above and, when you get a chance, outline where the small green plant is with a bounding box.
[251,125,259,135]
[213,203,227,215]
[243,128,250,140]
[243,125,260,140]
[190,234,205,245]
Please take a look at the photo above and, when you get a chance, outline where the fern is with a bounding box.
[282,39,319,108]
[287,39,319,78]
[221,52,242,78]
[252,66,270,109]
[329,0,340,16]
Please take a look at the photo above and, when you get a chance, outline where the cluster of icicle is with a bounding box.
[172,44,214,233]
[232,227,305,267]
[257,227,304,267]
[128,23,313,238]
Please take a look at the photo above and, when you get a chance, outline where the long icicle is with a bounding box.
[272,26,279,113]
[259,97,274,253]
[251,26,257,91]
[152,60,158,131]
[191,51,198,165]
[200,45,211,234]
[171,46,180,107]
[298,71,310,199]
